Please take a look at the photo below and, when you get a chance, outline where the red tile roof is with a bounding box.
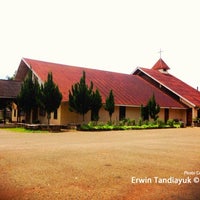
[17,58,186,109]
[138,66,200,107]
[152,58,170,70]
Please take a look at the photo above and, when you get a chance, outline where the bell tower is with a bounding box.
[152,58,170,74]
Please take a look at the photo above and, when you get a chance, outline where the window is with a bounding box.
[164,108,169,123]
[54,110,58,119]
[198,109,200,119]
[119,106,126,120]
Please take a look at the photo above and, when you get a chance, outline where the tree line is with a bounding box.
[17,71,115,124]
[68,71,115,122]
[17,72,62,125]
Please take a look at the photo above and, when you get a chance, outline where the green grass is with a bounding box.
[0,127,48,133]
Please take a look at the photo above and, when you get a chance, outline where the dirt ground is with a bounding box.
[0,128,200,200]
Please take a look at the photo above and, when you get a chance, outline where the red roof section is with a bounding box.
[18,58,186,108]
[139,66,200,107]
[152,58,170,71]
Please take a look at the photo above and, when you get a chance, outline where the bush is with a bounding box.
[79,118,184,131]
[156,119,165,128]
[138,118,142,126]
[167,119,174,127]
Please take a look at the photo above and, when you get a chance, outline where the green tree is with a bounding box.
[68,71,93,121]
[104,90,115,122]
[17,71,41,123]
[147,93,160,121]
[140,94,160,122]
[41,72,62,125]
[91,89,102,122]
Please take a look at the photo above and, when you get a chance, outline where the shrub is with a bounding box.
[80,124,91,131]
[167,119,174,127]
[156,119,165,128]
[138,118,142,126]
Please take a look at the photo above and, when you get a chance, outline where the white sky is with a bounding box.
[0,0,200,89]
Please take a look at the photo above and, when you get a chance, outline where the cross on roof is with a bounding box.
[158,49,163,58]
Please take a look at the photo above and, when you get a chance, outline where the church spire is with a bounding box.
[152,49,170,73]
[152,58,170,73]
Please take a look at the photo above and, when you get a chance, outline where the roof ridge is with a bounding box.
[23,57,130,76]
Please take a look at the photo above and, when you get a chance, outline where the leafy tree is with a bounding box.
[17,71,41,123]
[104,90,115,122]
[68,71,93,121]
[91,89,102,122]
[41,72,62,125]
[148,93,160,121]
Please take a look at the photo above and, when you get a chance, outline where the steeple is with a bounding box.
[152,58,170,73]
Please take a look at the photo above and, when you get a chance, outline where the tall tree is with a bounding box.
[104,90,115,122]
[17,71,41,123]
[41,72,62,125]
[68,71,93,121]
[140,94,160,121]
[91,89,102,122]
[147,93,160,121]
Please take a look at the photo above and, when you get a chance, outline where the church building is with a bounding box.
[9,57,199,126]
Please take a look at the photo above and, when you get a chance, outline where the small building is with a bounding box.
[0,79,22,122]
[12,57,200,126]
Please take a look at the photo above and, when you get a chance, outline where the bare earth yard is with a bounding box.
[0,128,200,200]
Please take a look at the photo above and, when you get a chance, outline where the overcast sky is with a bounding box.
[0,0,200,89]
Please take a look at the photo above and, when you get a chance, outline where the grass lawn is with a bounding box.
[0,127,48,133]
[0,128,200,200]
